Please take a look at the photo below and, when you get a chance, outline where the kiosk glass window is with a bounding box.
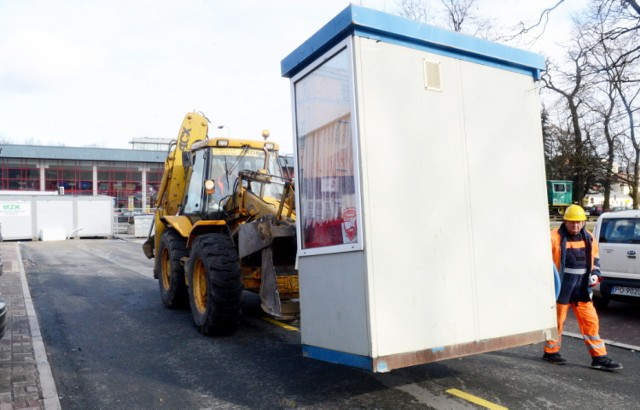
[294,46,360,251]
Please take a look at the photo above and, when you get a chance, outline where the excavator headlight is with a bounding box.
[217,139,229,147]
[264,142,274,150]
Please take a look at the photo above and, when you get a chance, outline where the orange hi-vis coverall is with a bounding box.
[545,224,607,358]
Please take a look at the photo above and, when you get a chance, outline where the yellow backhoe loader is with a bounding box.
[142,112,297,335]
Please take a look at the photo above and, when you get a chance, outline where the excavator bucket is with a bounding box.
[238,217,296,318]
[142,235,155,259]
[259,246,282,317]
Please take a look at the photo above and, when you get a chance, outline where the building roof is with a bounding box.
[281,5,546,80]
[0,144,166,163]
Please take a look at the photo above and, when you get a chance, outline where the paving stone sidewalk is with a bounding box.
[0,243,59,410]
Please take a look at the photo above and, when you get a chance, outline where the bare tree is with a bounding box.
[542,106,580,181]
[542,32,603,204]
[24,137,41,145]
[395,0,494,37]
[575,5,623,211]
[396,0,432,23]
[541,0,640,209]
[612,64,640,206]
[502,0,566,43]
[581,0,640,207]
[503,0,639,47]
[628,0,640,14]
[440,0,474,32]
[596,1,640,66]
[583,79,620,210]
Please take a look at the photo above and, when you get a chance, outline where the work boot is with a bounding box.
[542,352,567,365]
[591,356,622,371]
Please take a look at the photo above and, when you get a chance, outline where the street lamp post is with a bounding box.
[217,125,230,138]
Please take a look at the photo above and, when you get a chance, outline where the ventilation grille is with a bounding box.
[423,59,442,91]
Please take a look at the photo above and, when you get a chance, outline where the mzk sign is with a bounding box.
[0,202,30,217]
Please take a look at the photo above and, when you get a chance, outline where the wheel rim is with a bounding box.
[160,248,171,291]
[192,258,208,314]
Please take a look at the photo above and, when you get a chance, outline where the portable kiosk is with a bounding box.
[282,5,557,372]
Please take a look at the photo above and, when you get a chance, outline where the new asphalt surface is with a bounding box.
[0,237,639,409]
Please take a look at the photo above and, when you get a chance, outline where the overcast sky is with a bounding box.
[0,0,582,154]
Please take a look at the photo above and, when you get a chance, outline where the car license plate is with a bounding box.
[611,286,640,297]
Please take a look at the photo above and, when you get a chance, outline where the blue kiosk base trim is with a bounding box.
[302,327,555,373]
[302,345,374,371]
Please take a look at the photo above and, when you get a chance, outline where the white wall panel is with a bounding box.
[0,200,34,240]
[36,199,74,238]
[354,38,555,357]
[77,197,113,237]
[299,251,370,355]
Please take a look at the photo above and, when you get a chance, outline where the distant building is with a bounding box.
[129,137,173,151]
[0,144,165,210]
[584,180,633,210]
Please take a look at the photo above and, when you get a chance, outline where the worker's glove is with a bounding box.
[589,274,601,287]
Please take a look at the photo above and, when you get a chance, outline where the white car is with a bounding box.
[593,209,640,307]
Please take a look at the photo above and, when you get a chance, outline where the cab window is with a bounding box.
[183,152,206,214]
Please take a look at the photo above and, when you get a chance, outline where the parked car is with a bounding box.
[585,204,604,217]
[593,210,640,308]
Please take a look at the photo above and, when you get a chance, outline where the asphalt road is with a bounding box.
[20,239,640,409]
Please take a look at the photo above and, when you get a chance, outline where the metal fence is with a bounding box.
[113,208,154,236]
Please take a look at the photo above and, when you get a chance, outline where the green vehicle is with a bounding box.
[547,180,573,215]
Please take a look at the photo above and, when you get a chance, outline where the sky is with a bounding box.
[0,0,583,154]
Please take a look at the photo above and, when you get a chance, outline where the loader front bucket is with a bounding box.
[238,218,297,318]
[142,235,155,259]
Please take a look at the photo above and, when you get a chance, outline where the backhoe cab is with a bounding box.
[143,112,297,336]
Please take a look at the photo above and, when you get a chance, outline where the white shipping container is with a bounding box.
[0,195,113,240]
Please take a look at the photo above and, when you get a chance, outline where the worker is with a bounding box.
[212,162,227,195]
[206,163,227,212]
[543,204,622,371]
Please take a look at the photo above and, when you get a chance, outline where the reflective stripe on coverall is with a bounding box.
[544,225,607,357]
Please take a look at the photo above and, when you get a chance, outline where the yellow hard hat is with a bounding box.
[564,205,587,221]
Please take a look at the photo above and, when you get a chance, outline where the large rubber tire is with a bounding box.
[187,233,243,336]
[156,229,188,309]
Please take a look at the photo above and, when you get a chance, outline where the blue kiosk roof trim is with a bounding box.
[281,5,546,80]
